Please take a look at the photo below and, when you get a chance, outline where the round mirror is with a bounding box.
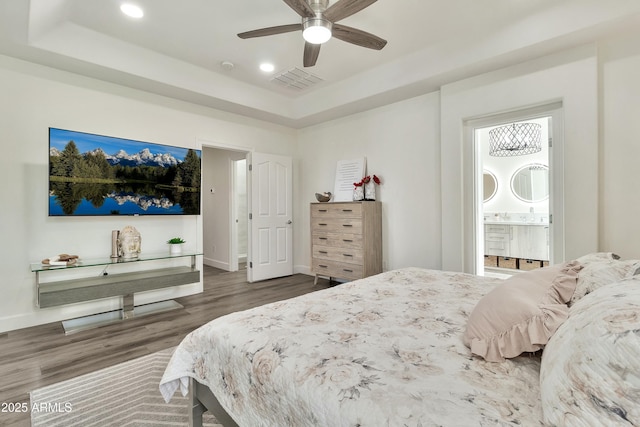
[483,170,498,202]
[510,163,549,203]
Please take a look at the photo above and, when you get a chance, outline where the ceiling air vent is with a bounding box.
[271,67,323,91]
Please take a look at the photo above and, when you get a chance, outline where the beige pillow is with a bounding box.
[463,261,582,362]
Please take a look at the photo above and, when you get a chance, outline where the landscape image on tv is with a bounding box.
[49,128,201,216]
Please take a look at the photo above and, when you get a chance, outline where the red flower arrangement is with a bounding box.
[354,175,381,187]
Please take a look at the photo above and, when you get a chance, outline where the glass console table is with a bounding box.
[31,251,202,333]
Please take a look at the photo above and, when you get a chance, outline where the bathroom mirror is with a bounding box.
[511,163,549,203]
[483,170,498,202]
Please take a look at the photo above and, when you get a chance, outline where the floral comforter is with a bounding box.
[160,268,544,426]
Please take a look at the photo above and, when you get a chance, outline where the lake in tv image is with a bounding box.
[49,128,201,216]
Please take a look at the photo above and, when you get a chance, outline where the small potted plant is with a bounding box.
[167,237,186,255]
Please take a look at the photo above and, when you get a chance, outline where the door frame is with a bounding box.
[463,102,564,274]
[229,157,247,272]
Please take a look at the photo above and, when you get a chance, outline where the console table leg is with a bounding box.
[122,293,134,319]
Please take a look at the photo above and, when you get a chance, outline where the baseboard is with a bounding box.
[204,257,230,271]
[294,265,313,276]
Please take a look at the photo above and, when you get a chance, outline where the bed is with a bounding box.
[160,268,544,426]
[160,258,640,426]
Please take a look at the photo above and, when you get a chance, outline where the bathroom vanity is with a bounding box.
[484,222,549,261]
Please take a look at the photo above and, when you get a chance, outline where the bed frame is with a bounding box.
[188,378,239,427]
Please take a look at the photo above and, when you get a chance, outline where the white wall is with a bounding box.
[295,92,442,273]
[600,29,640,259]
[0,54,295,333]
[4,29,640,334]
[441,44,599,272]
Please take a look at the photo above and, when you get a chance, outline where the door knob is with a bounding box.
[287,220,292,224]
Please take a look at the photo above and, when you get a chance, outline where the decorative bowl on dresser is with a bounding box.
[310,201,382,284]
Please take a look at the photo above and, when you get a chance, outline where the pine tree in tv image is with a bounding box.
[48,128,202,216]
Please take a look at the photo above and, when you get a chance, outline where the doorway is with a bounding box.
[202,146,248,273]
[201,145,293,282]
[466,104,564,276]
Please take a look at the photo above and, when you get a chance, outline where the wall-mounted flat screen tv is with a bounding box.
[49,128,201,216]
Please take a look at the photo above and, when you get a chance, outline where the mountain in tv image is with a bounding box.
[50,146,182,168]
[48,128,201,216]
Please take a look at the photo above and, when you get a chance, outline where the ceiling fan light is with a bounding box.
[303,19,332,44]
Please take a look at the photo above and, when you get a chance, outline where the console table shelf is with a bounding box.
[31,252,202,333]
[38,266,199,308]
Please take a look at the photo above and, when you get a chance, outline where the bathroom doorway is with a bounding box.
[468,104,564,276]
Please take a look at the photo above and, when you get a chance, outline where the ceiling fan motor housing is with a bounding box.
[303,18,333,34]
[308,0,329,14]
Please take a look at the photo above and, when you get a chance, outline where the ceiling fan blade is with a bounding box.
[282,0,315,18]
[332,24,387,50]
[238,24,302,39]
[303,42,321,67]
[324,0,378,22]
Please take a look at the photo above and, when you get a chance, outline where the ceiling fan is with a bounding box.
[237,0,387,67]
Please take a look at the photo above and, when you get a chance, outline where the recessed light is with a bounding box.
[260,63,275,73]
[120,3,144,18]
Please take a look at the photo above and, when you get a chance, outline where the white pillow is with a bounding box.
[570,258,640,305]
[540,278,640,426]
[575,252,620,263]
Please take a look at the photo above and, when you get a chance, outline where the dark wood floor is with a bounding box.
[0,266,330,426]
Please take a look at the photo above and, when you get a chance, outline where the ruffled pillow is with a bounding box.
[540,278,640,425]
[570,258,640,306]
[463,261,582,362]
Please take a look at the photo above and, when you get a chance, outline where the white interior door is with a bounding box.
[247,152,293,282]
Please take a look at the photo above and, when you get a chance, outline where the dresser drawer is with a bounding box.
[311,218,363,234]
[312,245,364,264]
[312,259,363,280]
[312,232,362,249]
[311,203,362,218]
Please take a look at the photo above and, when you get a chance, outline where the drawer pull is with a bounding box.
[319,251,328,254]
[318,237,328,240]
[318,209,328,212]
[318,223,327,226]
[343,239,353,242]
[318,264,328,268]
[342,209,353,212]
[342,224,353,227]
[343,254,353,257]
[343,269,353,273]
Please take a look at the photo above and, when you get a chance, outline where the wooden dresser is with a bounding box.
[310,201,382,283]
